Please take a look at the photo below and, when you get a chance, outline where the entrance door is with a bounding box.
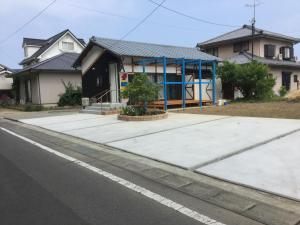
[282,72,292,91]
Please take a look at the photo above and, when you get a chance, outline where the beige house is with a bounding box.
[10,30,85,106]
[198,25,300,97]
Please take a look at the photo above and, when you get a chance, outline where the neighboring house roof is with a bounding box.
[198,25,300,48]
[10,53,80,77]
[23,38,47,46]
[20,29,86,66]
[74,37,220,67]
[226,52,300,69]
[0,64,15,74]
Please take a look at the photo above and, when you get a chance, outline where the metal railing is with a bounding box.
[96,89,121,110]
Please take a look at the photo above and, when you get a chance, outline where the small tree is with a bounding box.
[218,61,275,100]
[122,73,160,115]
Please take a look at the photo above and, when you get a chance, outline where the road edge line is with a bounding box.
[0,127,226,225]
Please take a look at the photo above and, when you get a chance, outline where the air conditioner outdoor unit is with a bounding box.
[278,54,283,60]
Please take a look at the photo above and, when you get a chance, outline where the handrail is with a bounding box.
[97,89,121,109]
[91,89,110,100]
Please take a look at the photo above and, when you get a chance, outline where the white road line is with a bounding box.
[0,127,226,225]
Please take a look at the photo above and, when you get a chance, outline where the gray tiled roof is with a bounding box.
[198,25,300,47]
[23,38,47,46]
[20,30,85,65]
[0,64,15,73]
[91,37,220,61]
[11,53,80,77]
[226,52,300,68]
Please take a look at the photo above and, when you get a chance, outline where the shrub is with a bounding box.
[122,73,160,115]
[58,81,82,106]
[0,94,10,107]
[218,61,275,100]
[279,86,288,97]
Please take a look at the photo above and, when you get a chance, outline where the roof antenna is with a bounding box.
[246,0,261,60]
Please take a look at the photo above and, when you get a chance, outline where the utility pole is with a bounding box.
[246,0,261,60]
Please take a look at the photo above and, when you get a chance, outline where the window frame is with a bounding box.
[264,44,276,58]
[61,41,75,51]
[233,41,249,53]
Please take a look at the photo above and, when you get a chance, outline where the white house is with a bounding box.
[10,29,85,106]
[0,64,14,96]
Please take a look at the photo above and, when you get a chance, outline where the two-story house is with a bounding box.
[9,29,85,106]
[198,25,300,98]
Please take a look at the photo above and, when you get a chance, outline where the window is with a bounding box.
[294,75,298,83]
[280,46,294,60]
[62,41,74,51]
[233,41,249,53]
[264,45,275,58]
[204,48,219,57]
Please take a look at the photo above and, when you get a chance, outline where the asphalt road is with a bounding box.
[0,128,205,225]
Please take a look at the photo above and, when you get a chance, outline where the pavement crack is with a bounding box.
[105,116,231,144]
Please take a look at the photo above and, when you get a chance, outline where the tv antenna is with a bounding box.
[246,0,261,60]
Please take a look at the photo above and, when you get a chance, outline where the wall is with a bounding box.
[24,46,40,58]
[270,67,300,94]
[39,72,81,105]
[258,38,293,58]
[0,72,13,90]
[38,33,84,62]
[210,39,261,59]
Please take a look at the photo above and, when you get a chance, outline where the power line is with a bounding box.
[119,0,167,41]
[102,0,167,58]
[67,3,203,32]
[148,0,239,28]
[0,0,57,46]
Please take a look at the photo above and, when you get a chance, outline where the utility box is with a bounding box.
[82,98,90,107]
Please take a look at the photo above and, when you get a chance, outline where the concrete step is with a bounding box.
[92,102,126,109]
[79,109,102,115]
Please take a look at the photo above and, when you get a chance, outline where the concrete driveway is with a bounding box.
[19,113,300,200]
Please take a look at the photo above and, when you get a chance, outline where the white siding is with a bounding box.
[82,46,104,75]
[24,46,40,58]
[39,33,84,62]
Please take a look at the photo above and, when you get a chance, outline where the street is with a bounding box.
[0,127,205,225]
[0,119,272,225]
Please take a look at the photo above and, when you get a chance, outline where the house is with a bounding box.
[0,64,14,96]
[198,25,300,98]
[73,37,221,110]
[10,30,85,106]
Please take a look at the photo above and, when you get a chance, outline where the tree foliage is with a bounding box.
[58,81,82,106]
[122,73,160,114]
[218,61,275,100]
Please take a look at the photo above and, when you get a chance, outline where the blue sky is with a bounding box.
[1,0,300,68]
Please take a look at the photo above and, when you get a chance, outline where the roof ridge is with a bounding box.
[198,26,245,46]
[93,36,198,50]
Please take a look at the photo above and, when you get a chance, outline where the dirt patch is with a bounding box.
[176,101,300,119]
